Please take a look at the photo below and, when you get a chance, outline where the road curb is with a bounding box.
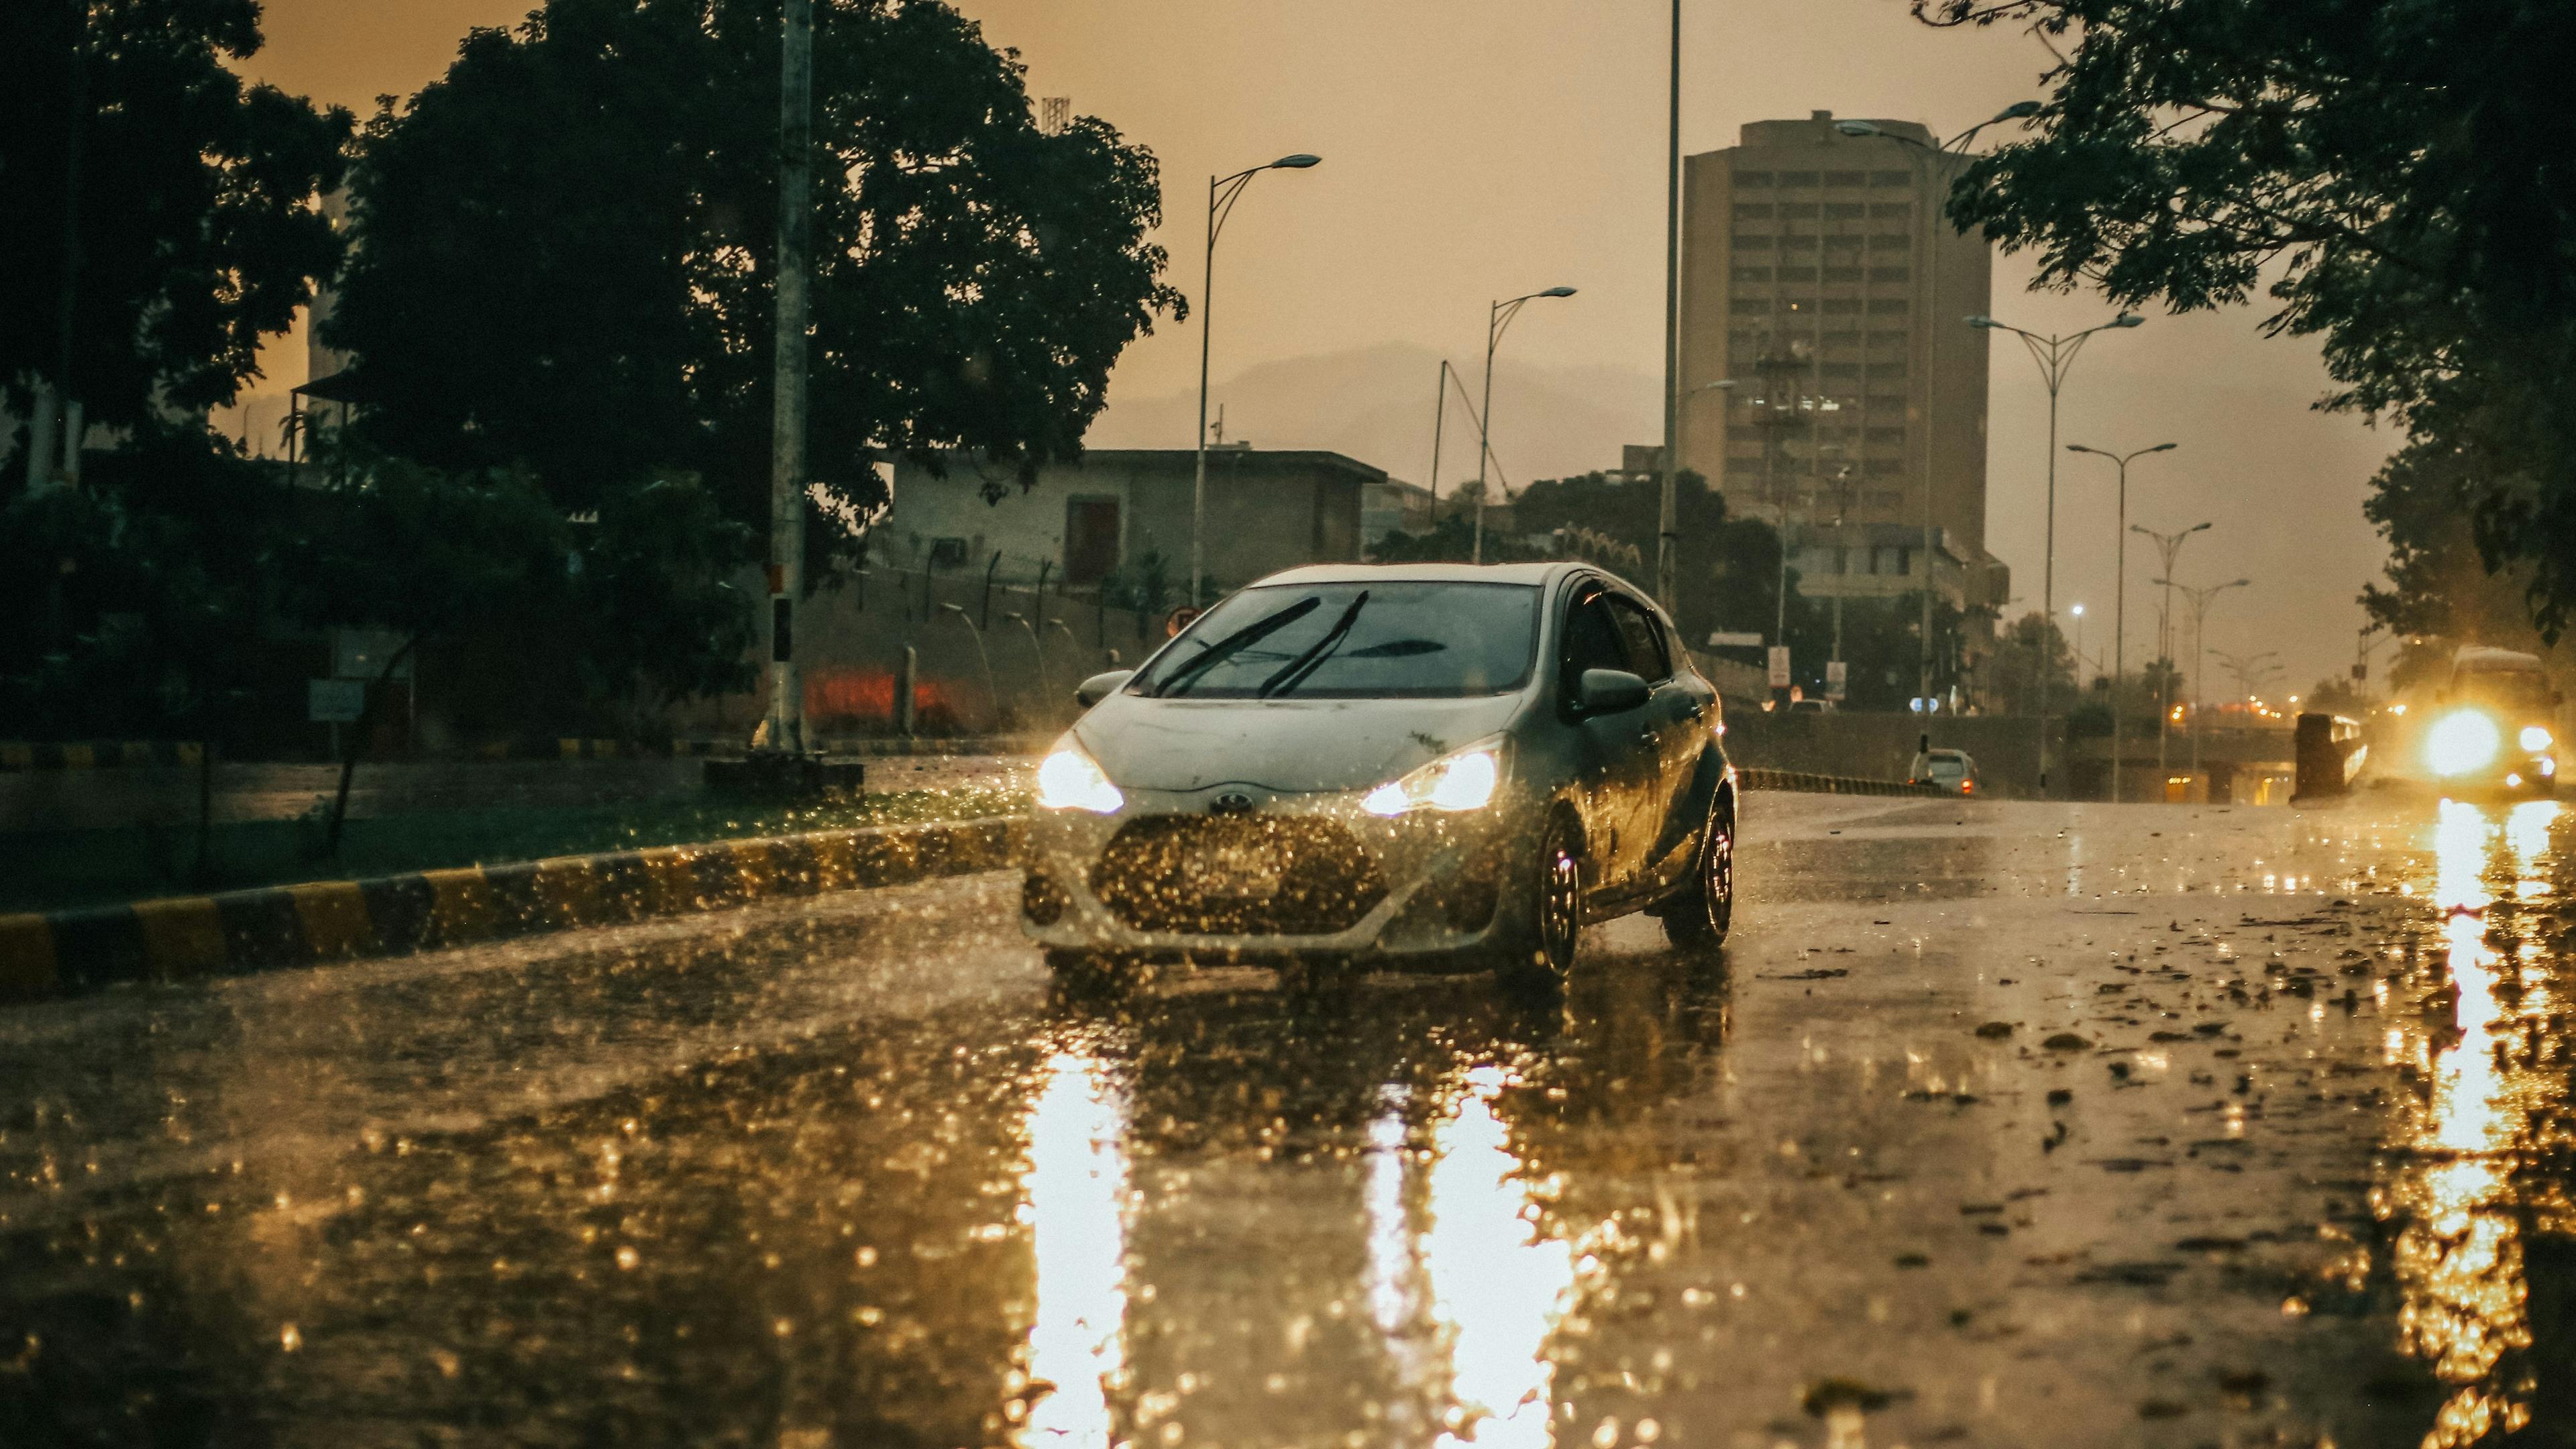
[0,816,1024,1006]
[1,741,203,771]
[1739,768,1947,798]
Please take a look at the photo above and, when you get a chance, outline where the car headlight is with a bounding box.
[1035,738,1124,814]
[2424,710,2502,777]
[2521,724,2553,752]
[1362,740,1503,816]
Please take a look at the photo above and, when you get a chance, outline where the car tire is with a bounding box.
[1659,790,1734,950]
[1495,812,1585,994]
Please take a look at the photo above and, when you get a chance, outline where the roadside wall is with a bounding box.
[1721,711,2063,798]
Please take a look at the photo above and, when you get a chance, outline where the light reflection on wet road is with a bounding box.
[3,792,2572,1447]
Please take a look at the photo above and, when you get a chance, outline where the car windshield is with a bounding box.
[1132,582,1541,699]
[2456,669,2551,711]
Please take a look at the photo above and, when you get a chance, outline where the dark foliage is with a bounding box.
[1919,0,2576,643]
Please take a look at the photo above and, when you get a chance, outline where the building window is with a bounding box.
[1823,297,1865,315]
[1868,233,1910,251]
[1730,233,1774,250]
[928,535,971,568]
[1727,425,1763,441]
[1869,170,1911,187]
[1866,329,1908,347]
[1733,202,1774,219]
[1824,170,1866,187]
[1866,392,1904,412]
[1866,458,1904,476]
[1821,329,1862,347]
[1821,362,1860,378]
[1779,233,1819,251]
[1780,170,1820,186]
[1897,547,1915,575]
[1866,425,1907,445]
[1825,201,1867,219]
[1733,297,1772,314]
[1868,298,1911,314]
[1821,266,1862,284]
[1737,170,1774,187]
[1731,265,1772,282]
[1872,360,1910,379]
[1778,201,1820,219]
[1870,201,1913,218]
[1780,297,1817,313]
[1823,233,1864,251]
[1869,266,1911,283]
[1833,546,1851,575]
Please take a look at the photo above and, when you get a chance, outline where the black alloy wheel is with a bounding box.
[1501,813,1585,991]
[1660,790,1734,949]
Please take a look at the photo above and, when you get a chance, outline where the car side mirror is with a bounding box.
[1577,668,1651,715]
[1075,669,1134,708]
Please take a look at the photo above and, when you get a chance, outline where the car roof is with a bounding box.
[2452,646,2544,674]
[1246,561,1581,589]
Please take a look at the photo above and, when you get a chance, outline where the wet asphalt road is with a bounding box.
[3,791,2573,1448]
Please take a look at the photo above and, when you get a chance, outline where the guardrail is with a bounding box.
[1739,769,1948,798]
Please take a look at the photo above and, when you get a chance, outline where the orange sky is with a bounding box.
[233,0,2394,694]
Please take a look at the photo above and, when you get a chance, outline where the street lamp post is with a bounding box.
[1474,287,1578,564]
[1656,0,1684,616]
[2070,603,2086,680]
[1193,153,1322,606]
[2131,519,2211,783]
[1835,103,2037,733]
[2066,441,2176,802]
[1968,310,2145,796]
[2161,576,2251,790]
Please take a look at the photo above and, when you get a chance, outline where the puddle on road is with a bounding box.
[4,800,2574,1446]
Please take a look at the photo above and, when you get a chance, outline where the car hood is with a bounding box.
[1074,692,1529,794]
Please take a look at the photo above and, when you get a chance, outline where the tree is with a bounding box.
[327,0,1184,543]
[0,0,349,435]
[1984,612,2076,718]
[1917,0,2576,640]
[278,459,570,853]
[1507,470,1793,651]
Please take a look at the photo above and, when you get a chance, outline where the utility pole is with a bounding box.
[1654,0,1682,616]
[763,0,814,755]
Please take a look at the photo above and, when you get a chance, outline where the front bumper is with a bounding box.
[1020,782,1531,963]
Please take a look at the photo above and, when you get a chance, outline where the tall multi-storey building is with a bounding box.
[1677,111,2006,614]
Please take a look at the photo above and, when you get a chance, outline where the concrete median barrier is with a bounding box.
[1738,768,1948,798]
[0,815,1024,1006]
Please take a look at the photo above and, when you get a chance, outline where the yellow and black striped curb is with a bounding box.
[0,816,1024,1006]
[1739,768,1949,798]
[0,741,204,771]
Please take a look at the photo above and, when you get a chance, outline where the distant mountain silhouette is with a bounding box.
[1085,341,1658,492]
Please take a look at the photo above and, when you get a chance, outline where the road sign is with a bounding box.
[1825,660,1847,700]
[1766,646,1790,689]
[1707,631,1764,649]
[309,678,366,724]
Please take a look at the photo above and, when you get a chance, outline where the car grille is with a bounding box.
[1091,814,1387,936]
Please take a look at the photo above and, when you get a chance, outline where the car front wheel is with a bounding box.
[1496,813,1584,992]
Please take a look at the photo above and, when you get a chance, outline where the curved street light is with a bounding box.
[936,602,1001,732]
[1193,153,1323,605]
[1473,286,1578,564]
[2065,442,2176,801]
[2131,519,2212,778]
[2157,576,2253,787]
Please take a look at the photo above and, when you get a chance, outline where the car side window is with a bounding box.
[1606,596,1672,682]
[1559,588,1628,698]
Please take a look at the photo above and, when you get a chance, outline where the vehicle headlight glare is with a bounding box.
[2521,724,2553,752]
[2424,710,2501,778]
[1036,740,1124,813]
[1363,743,1501,816]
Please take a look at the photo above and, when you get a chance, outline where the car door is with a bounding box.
[1604,592,1711,891]
[1556,580,1654,897]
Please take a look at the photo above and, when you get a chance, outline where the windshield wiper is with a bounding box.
[1150,594,1322,697]
[1258,591,1369,698]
